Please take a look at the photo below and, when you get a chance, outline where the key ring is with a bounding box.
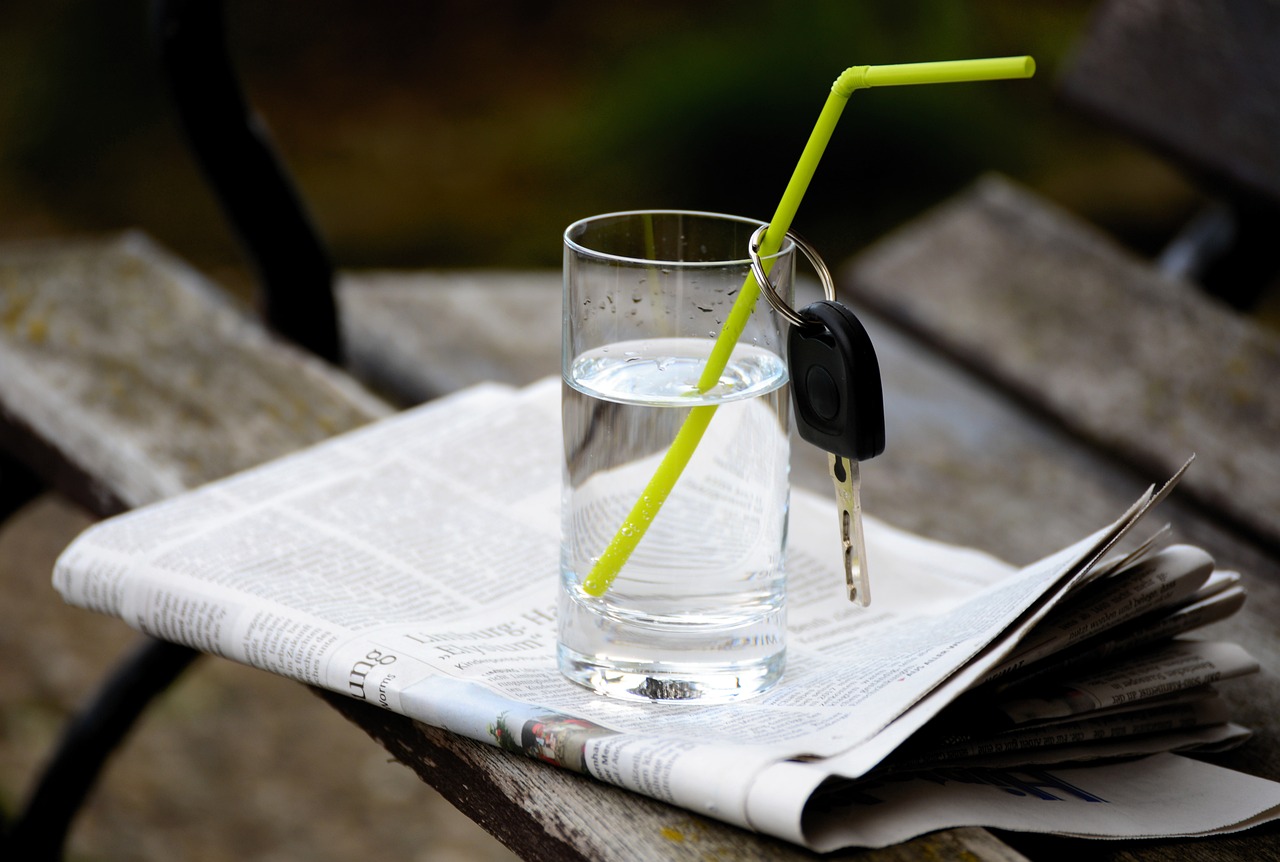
[748,223,837,328]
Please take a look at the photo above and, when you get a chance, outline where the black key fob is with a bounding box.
[786,300,886,461]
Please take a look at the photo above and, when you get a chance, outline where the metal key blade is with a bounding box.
[828,454,870,606]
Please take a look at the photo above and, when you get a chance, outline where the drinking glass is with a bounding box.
[558,210,794,702]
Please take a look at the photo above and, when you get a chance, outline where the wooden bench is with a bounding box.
[4,204,1279,858]
[5,2,1276,857]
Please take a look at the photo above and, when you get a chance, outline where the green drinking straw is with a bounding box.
[581,55,1036,597]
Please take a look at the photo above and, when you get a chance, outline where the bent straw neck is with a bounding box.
[836,55,1036,96]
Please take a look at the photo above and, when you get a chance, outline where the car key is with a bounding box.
[787,300,885,605]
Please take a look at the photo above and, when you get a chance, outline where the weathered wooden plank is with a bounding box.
[843,174,1280,556]
[338,270,562,404]
[0,232,389,516]
[1060,0,1280,204]
[318,690,1031,862]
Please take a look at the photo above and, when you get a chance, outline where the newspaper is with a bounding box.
[52,378,1280,850]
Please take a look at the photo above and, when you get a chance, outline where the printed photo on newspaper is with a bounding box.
[51,378,1280,850]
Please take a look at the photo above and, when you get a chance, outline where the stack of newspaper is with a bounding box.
[52,378,1280,849]
[886,540,1250,770]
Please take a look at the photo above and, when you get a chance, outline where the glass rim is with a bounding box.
[563,209,795,268]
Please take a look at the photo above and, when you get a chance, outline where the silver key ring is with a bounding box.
[749,224,837,328]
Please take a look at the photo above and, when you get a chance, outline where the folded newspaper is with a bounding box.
[53,378,1280,850]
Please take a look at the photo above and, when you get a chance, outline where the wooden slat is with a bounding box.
[318,689,1031,862]
[843,174,1280,556]
[338,270,561,404]
[0,232,389,515]
[1060,0,1280,204]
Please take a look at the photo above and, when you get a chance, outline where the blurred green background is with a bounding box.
[0,1,1201,289]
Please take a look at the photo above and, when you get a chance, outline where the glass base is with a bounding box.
[557,643,785,703]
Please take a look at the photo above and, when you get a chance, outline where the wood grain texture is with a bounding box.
[338,270,561,405]
[318,690,1031,862]
[843,174,1280,556]
[0,232,389,515]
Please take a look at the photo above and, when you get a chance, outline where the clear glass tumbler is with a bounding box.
[558,210,794,702]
